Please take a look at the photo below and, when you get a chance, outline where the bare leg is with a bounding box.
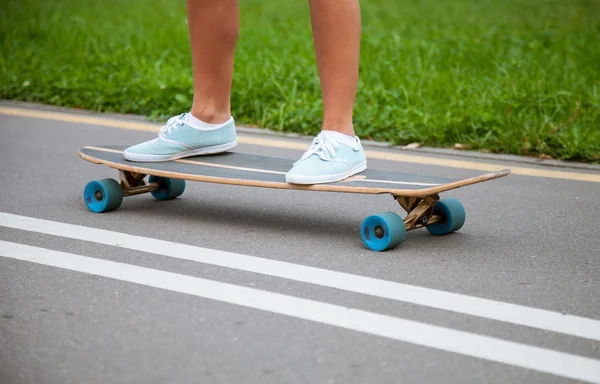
[123,1,239,162]
[285,0,366,184]
[308,0,361,137]
[186,0,239,124]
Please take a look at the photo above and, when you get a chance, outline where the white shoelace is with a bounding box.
[295,131,347,164]
[159,113,186,138]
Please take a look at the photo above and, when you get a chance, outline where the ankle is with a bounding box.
[322,125,355,137]
[321,117,355,137]
[190,105,231,124]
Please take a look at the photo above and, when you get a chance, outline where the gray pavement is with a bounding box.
[0,108,599,384]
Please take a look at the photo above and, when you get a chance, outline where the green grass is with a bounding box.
[1,0,599,162]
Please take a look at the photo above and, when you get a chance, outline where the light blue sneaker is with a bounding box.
[124,113,237,162]
[286,130,367,184]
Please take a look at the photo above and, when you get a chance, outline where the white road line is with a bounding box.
[1,212,600,342]
[1,241,599,383]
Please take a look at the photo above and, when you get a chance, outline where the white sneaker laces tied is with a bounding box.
[295,131,344,164]
[159,113,186,138]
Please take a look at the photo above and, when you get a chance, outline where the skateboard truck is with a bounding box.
[360,193,465,252]
[394,194,443,231]
[119,171,163,197]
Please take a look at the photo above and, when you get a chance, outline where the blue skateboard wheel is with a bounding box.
[149,176,186,201]
[83,178,123,213]
[426,198,466,235]
[361,212,406,251]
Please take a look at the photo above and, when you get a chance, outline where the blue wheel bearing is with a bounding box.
[426,198,466,236]
[83,178,123,213]
[361,212,407,252]
[149,176,186,201]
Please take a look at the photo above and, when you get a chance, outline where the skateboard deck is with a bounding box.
[79,145,510,251]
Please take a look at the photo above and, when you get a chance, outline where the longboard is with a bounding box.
[79,145,510,252]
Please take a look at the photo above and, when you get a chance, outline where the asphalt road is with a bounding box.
[1,103,599,384]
